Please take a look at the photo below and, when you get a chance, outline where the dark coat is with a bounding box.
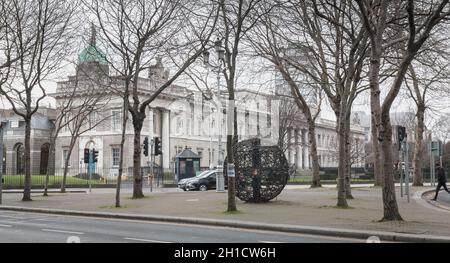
[437,167,447,184]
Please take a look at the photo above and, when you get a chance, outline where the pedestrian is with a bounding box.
[432,163,450,201]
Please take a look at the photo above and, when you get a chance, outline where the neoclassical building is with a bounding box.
[51,30,366,180]
[0,108,56,175]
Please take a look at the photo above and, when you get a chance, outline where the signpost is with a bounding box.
[429,141,443,187]
[84,148,99,193]
[0,121,7,205]
[397,126,410,203]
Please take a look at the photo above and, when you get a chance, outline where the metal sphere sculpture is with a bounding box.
[228,138,289,203]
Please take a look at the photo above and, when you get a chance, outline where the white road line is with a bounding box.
[0,215,23,220]
[124,237,171,243]
[41,229,84,235]
[258,241,285,243]
[0,224,12,228]
[0,221,48,227]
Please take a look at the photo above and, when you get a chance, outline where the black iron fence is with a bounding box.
[1,167,177,190]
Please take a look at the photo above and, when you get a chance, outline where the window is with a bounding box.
[187,119,191,136]
[197,148,203,159]
[63,149,71,168]
[153,112,157,134]
[89,112,97,130]
[112,148,120,167]
[10,120,19,128]
[111,110,122,131]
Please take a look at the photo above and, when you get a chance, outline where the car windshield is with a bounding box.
[195,171,211,178]
[198,171,215,179]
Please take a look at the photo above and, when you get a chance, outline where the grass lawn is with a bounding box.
[289,176,374,184]
[2,175,101,187]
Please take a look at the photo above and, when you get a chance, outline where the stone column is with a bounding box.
[162,110,170,169]
[289,129,295,165]
[304,130,310,169]
[296,130,302,170]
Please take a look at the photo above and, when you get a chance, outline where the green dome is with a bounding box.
[78,45,107,65]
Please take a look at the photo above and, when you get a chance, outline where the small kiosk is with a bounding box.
[175,148,201,181]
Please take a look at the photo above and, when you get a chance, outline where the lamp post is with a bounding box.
[0,121,8,205]
[203,38,225,193]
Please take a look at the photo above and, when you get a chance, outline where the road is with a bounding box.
[434,188,450,208]
[0,210,363,243]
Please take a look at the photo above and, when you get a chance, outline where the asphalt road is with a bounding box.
[434,187,450,208]
[0,210,363,243]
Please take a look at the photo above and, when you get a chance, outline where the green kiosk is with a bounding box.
[175,148,201,181]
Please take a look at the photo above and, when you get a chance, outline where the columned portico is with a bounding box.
[162,110,170,169]
[304,130,310,169]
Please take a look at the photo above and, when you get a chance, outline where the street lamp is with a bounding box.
[0,120,8,205]
[204,37,225,193]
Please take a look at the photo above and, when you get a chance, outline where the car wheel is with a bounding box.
[183,188,187,192]
[199,184,208,191]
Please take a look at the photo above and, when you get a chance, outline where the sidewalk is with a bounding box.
[1,185,449,240]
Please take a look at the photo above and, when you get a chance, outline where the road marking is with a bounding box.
[41,229,84,235]
[0,224,12,228]
[0,215,23,220]
[186,199,200,202]
[0,221,48,227]
[258,241,285,243]
[124,237,171,243]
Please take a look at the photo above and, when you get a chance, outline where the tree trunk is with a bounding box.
[132,118,144,199]
[116,102,128,207]
[308,121,321,188]
[22,117,32,202]
[43,136,56,197]
[227,100,237,212]
[372,117,383,186]
[380,117,403,221]
[344,119,353,199]
[413,105,425,186]
[60,143,74,194]
[370,55,384,187]
[336,112,348,207]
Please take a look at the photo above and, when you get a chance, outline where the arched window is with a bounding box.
[40,143,50,175]
[15,143,24,175]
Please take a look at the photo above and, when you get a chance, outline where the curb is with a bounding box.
[1,205,449,243]
[2,190,87,194]
[419,189,450,212]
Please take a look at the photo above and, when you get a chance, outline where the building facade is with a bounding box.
[0,108,56,175]
[51,29,366,180]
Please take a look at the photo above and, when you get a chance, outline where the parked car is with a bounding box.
[178,170,217,191]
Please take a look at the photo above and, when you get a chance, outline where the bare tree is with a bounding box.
[250,6,324,188]
[43,72,81,196]
[217,0,269,212]
[358,0,450,221]
[87,0,218,199]
[277,98,303,154]
[0,0,19,91]
[404,42,450,186]
[259,1,369,206]
[56,76,112,193]
[0,0,78,201]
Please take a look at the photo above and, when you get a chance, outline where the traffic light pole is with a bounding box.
[0,122,5,205]
[400,146,403,198]
[405,140,410,203]
[89,149,92,193]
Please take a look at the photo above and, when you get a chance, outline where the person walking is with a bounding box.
[432,163,450,201]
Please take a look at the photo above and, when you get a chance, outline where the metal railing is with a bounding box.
[1,167,177,190]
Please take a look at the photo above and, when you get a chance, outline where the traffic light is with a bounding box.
[154,137,162,156]
[84,149,90,164]
[397,126,407,150]
[143,137,149,157]
[93,149,99,163]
